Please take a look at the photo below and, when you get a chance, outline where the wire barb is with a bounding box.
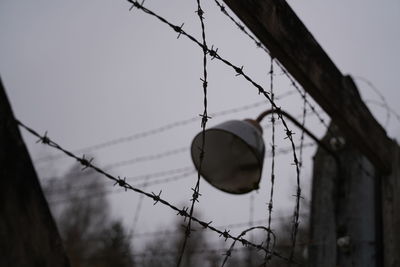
[177,0,210,266]
[124,1,304,262]
[114,176,128,191]
[151,190,162,205]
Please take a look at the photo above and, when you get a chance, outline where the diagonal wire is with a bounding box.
[355,76,400,128]
[46,142,315,201]
[48,170,197,205]
[212,0,331,132]
[221,226,276,267]
[16,120,295,263]
[42,146,189,183]
[43,165,194,194]
[34,98,284,164]
[126,1,303,259]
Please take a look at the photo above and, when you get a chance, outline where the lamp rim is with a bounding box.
[190,123,264,194]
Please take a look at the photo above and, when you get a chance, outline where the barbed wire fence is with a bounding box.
[16,120,295,264]
[13,0,316,265]
[125,1,306,263]
[44,142,315,206]
[33,91,295,165]
[14,0,394,266]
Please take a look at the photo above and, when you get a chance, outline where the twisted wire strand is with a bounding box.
[176,1,210,265]
[221,226,276,267]
[126,1,303,260]
[265,57,276,264]
[211,0,377,200]
[16,120,295,263]
[212,0,331,132]
[45,142,315,199]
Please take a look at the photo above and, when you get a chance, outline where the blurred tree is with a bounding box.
[42,163,134,267]
[137,206,309,267]
[42,163,309,267]
[139,216,209,267]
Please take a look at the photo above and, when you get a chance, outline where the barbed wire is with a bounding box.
[265,57,276,264]
[291,93,308,263]
[177,0,210,265]
[34,91,295,164]
[42,146,189,182]
[210,1,381,187]
[221,226,276,267]
[44,166,194,194]
[365,99,400,125]
[261,108,316,131]
[48,170,196,205]
[354,76,393,128]
[212,0,331,133]
[299,96,308,168]
[126,0,303,259]
[208,5,383,255]
[44,142,315,199]
[16,120,296,263]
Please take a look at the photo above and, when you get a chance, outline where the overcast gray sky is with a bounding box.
[1,0,399,253]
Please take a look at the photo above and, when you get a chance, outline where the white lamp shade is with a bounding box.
[191,120,265,194]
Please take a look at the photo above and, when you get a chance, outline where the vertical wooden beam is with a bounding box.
[310,126,378,267]
[0,77,70,267]
[381,144,400,267]
[309,133,337,267]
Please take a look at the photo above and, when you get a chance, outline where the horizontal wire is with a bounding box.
[48,170,196,205]
[41,146,189,181]
[46,142,315,202]
[44,166,195,196]
[34,90,296,164]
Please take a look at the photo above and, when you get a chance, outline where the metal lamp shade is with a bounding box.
[191,120,265,194]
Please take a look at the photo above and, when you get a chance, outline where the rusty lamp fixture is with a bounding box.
[191,109,332,194]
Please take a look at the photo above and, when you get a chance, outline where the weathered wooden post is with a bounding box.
[0,77,70,266]
[381,144,400,267]
[310,127,380,266]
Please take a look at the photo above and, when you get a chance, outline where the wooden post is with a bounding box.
[310,126,379,267]
[309,129,337,267]
[381,145,400,267]
[0,77,70,266]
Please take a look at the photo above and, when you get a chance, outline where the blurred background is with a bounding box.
[1,0,399,265]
